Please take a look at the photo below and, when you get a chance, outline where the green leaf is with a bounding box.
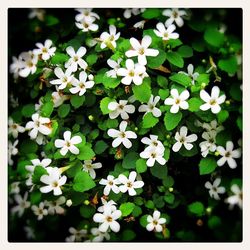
[86,54,98,65]
[164,193,175,204]
[142,8,161,19]
[140,214,149,228]
[21,104,35,118]
[122,229,136,241]
[162,176,174,188]
[188,97,203,112]
[32,166,48,184]
[119,202,135,217]
[40,101,54,117]
[230,84,242,101]
[147,49,167,68]
[94,140,109,154]
[157,75,168,88]
[168,39,183,49]
[102,73,121,89]
[217,110,229,123]
[142,112,159,128]
[132,206,143,217]
[204,27,224,47]
[216,130,232,147]
[208,216,222,229]
[45,15,59,26]
[177,45,193,58]
[136,159,147,173]
[77,145,95,160]
[196,73,210,85]
[145,200,155,209]
[70,95,85,109]
[30,191,42,205]
[51,52,69,64]
[179,144,198,157]
[132,78,151,103]
[159,89,170,100]
[150,164,168,179]
[169,73,192,87]
[19,140,38,154]
[199,157,217,175]
[58,104,70,118]
[100,97,115,114]
[237,116,242,131]
[73,171,96,192]
[188,201,205,217]
[80,205,96,218]
[166,52,184,68]
[164,111,182,131]
[122,152,139,169]
[218,56,238,75]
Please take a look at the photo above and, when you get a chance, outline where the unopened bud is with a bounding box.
[84,200,90,205]
[169,187,174,192]
[225,100,231,105]
[88,115,94,121]
[66,199,72,207]
[201,82,206,89]
[214,151,220,156]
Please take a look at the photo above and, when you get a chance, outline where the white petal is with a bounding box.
[107,129,120,138]
[130,37,141,50]
[200,90,211,102]
[71,135,82,144]
[112,138,122,148]
[172,142,182,152]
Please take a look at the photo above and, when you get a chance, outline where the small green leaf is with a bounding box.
[217,110,229,123]
[166,52,184,68]
[157,75,168,88]
[45,15,59,26]
[40,101,54,117]
[94,140,109,154]
[230,84,242,101]
[51,52,69,64]
[77,145,95,160]
[86,54,98,65]
[164,193,175,204]
[122,152,139,169]
[102,73,121,89]
[188,201,205,217]
[70,95,85,109]
[159,89,170,100]
[136,159,147,173]
[150,164,168,179]
[169,73,192,87]
[100,97,115,114]
[73,171,96,192]
[140,214,149,227]
[142,8,161,19]
[145,200,155,209]
[204,27,224,47]
[177,45,193,58]
[21,104,35,118]
[208,216,222,229]
[119,202,135,217]
[32,166,48,184]
[218,56,238,75]
[164,111,182,131]
[80,205,96,218]
[58,104,70,118]
[142,112,159,128]
[122,229,136,241]
[132,78,151,103]
[237,116,242,131]
[19,140,38,154]
[188,97,203,112]
[199,157,217,175]
[147,49,167,68]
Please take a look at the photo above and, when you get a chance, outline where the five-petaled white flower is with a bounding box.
[140,147,166,167]
[45,196,66,215]
[52,87,69,107]
[11,192,30,217]
[82,160,102,179]
[65,46,88,72]
[93,207,122,233]
[75,17,99,32]
[91,227,110,242]
[196,119,224,134]
[40,167,67,196]
[10,56,24,79]
[217,141,241,169]
[123,8,144,19]
[8,117,25,138]
[107,121,137,148]
[25,113,52,139]
[138,95,162,118]
[200,86,226,114]
[28,8,45,21]
[97,198,117,213]
[65,227,87,242]
[125,35,159,65]
[154,23,179,41]
[141,135,165,152]
[162,8,187,27]
[69,71,94,96]
[99,175,121,196]
[118,171,144,196]
[179,64,199,85]
[55,131,82,156]
[10,181,20,194]
[100,25,120,50]
[106,58,122,78]
[117,59,148,85]
[50,67,74,90]
[205,178,226,200]
[33,39,56,61]
[164,89,190,113]
[18,51,38,78]
[146,210,166,232]
[75,8,100,22]
[225,184,242,209]
[31,202,48,220]
[199,130,217,157]
[172,126,198,152]
[8,140,19,166]
[108,100,135,120]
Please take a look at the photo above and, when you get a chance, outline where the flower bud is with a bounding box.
[66,199,72,207]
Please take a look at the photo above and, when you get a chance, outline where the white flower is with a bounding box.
[133,20,146,29]
[82,160,102,179]
[179,64,199,85]
[93,207,122,233]
[172,126,198,152]
[25,158,52,186]
[217,141,241,169]
[164,89,189,113]
[106,58,122,78]
[66,199,73,207]
[28,8,45,21]
[69,71,94,96]
[225,184,242,209]
[138,95,162,118]
[75,8,100,22]
[55,131,82,156]
[10,93,19,108]
[162,8,187,27]
[125,35,159,65]
[8,140,18,166]
[10,181,20,194]
[50,67,74,90]
[33,39,56,61]
[200,86,226,114]
[123,8,143,19]
[10,56,24,79]
[99,175,121,196]
[199,130,217,157]
[154,23,179,41]
[65,227,87,242]
[24,226,35,239]
[11,192,30,217]
[25,113,52,139]
[117,59,148,85]
[205,178,226,200]
[65,46,88,72]
[35,98,43,111]
[18,51,38,78]
[108,100,135,120]
[8,117,25,138]
[91,227,110,242]
[107,121,137,149]
[52,87,69,107]
[100,25,120,50]
[141,135,165,152]
[75,17,99,32]
[97,198,117,213]
[40,167,67,196]
[118,171,144,196]
[140,147,166,167]
[45,196,66,215]
[146,210,166,232]
[200,120,224,134]
[31,202,48,220]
